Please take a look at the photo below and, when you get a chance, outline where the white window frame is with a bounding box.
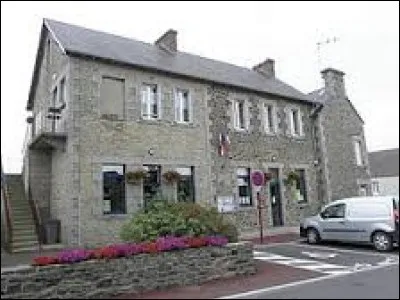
[264,103,277,134]
[141,84,161,120]
[233,99,248,131]
[371,181,380,195]
[175,88,192,123]
[353,139,364,166]
[289,108,303,137]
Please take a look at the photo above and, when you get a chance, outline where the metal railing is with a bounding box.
[1,175,13,252]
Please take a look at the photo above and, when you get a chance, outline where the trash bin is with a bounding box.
[44,219,60,244]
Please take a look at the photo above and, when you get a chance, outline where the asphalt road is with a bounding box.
[244,264,399,299]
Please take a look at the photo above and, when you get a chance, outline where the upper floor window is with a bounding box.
[264,104,276,134]
[289,108,302,136]
[102,164,126,215]
[233,100,247,130]
[175,89,191,123]
[100,76,125,119]
[59,77,66,105]
[353,139,364,166]
[237,168,252,206]
[141,84,160,120]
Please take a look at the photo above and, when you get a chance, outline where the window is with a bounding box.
[289,108,302,136]
[233,100,246,130]
[237,168,252,206]
[354,140,363,166]
[141,84,159,119]
[372,181,380,195]
[100,77,125,119]
[143,165,161,208]
[52,86,58,106]
[359,184,368,196]
[102,165,126,214]
[294,169,308,203]
[59,77,66,105]
[264,104,275,134]
[321,203,346,219]
[176,167,195,202]
[175,89,191,123]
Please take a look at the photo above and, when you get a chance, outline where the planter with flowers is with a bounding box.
[162,170,181,184]
[125,169,148,184]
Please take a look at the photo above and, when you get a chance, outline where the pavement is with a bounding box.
[232,264,399,299]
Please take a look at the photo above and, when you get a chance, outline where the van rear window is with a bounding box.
[393,197,399,210]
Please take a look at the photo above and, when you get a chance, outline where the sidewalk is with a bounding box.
[240,226,300,245]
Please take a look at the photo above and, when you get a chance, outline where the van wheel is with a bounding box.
[307,228,320,244]
[372,231,393,252]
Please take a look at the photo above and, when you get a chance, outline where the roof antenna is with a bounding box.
[316,36,340,71]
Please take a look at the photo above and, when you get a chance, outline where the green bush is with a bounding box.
[120,200,238,243]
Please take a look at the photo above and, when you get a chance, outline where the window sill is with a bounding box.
[171,121,197,128]
[99,214,129,220]
[289,134,306,141]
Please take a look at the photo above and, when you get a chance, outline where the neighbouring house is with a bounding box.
[308,69,372,202]
[17,19,371,248]
[368,148,399,196]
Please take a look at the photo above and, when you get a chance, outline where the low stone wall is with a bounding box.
[1,242,255,299]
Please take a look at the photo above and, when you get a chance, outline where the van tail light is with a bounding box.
[394,210,399,223]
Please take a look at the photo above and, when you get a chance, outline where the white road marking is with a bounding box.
[284,242,399,258]
[302,251,337,259]
[254,251,351,274]
[216,262,399,299]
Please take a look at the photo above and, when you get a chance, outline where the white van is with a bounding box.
[300,196,399,251]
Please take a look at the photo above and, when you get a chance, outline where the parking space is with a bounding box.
[254,241,399,275]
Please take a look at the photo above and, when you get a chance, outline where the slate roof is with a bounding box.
[368,148,399,178]
[27,19,317,110]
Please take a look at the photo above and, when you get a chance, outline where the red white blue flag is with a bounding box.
[218,132,230,157]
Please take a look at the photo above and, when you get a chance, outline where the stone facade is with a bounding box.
[23,25,370,247]
[317,69,371,201]
[1,242,255,299]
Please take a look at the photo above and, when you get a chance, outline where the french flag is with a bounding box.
[218,132,230,157]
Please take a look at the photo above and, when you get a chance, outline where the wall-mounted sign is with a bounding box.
[217,195,236,213]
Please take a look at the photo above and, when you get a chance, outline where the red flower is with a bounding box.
[142,242,158,254]
[32,256,58,266]
[187,237,207,248]
[93,246,119,259]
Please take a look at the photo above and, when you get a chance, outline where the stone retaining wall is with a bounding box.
[1,242,255,299]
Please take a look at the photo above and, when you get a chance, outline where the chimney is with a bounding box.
[155,29,177,53]
[253,58,275,78]
[321,68,346,99]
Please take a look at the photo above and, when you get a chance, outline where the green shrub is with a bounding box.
[120,200,238,243]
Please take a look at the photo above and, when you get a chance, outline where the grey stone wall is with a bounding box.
[319,69,371,201]
[68,57,212,246]
[28,150,52,222]
[1,242,255,299]
[207,85,320,227]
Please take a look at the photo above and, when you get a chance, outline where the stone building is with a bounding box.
[19,19,371,247]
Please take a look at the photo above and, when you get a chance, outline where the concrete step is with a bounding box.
[12,221,35,227]
[12,228,37,236]
[12,235,38,243]
[11,240,39,249]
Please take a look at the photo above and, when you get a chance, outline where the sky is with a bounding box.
[1,1,399,173]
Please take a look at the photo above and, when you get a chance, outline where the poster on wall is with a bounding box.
[217,195,236,213]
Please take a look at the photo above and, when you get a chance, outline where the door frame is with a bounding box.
[264,163,285,226]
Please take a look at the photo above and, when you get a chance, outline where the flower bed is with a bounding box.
[32,235,228,266]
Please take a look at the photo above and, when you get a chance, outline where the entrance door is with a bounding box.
[269,168,283,226]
